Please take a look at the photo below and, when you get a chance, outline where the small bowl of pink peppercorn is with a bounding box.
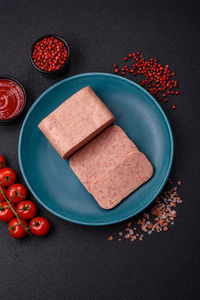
[30,34,70,78]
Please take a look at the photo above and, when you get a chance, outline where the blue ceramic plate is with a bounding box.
[18,73,173,226]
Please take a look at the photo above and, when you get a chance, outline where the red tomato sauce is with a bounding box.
[0,78,25,121]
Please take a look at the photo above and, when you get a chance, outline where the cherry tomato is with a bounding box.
[0,154,6,169]
[8,218,28,239]
[0,185,6,202]
[29,217,50,236]
[7,183,27,203]
[0,168,16,187]
[0,202,16,222]
[16,200,37,220]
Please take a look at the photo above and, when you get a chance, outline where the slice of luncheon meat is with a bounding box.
[69,125,138,192]
[38,86,115,159]
[91,151,153,209]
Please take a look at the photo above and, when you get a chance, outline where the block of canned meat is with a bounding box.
[91,151,153,209]
[69,125,138,192]
[38,86,115,159]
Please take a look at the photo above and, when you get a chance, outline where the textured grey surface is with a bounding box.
[0,0,199,299]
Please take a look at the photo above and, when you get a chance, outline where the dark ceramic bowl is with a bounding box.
[30,34,70,78]
[0,76,26,123]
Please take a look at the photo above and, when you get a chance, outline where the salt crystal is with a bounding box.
[142,225,147,232]
[125,234,130,239]
[107,180,182,243]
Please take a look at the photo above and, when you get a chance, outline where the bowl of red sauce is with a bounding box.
[30,34,70,77]
[0,77,26,123]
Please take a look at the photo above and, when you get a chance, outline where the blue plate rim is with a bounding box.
[18,72,174,226]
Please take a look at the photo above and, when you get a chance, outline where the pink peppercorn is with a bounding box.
[32,36,68,72]
[113,51,180,108]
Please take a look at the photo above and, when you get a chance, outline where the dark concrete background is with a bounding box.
[0,1,199,299]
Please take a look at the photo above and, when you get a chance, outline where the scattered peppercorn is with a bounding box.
[113,52,180,109]
[32,36,68,72]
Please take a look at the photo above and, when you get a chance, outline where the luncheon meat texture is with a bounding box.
[38,86,115,159]
[69,124,153,209]
[69,125,138,192]
[91,151,153,209]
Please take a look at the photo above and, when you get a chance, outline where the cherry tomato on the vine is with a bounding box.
[7,183,27,203]
[0,186,6,202]
[29,217,50,236]
[8,218,28,239]
[0,202,16,222]
[0,168,16,187]
[17,200,37,220]
[0,155,6,170]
